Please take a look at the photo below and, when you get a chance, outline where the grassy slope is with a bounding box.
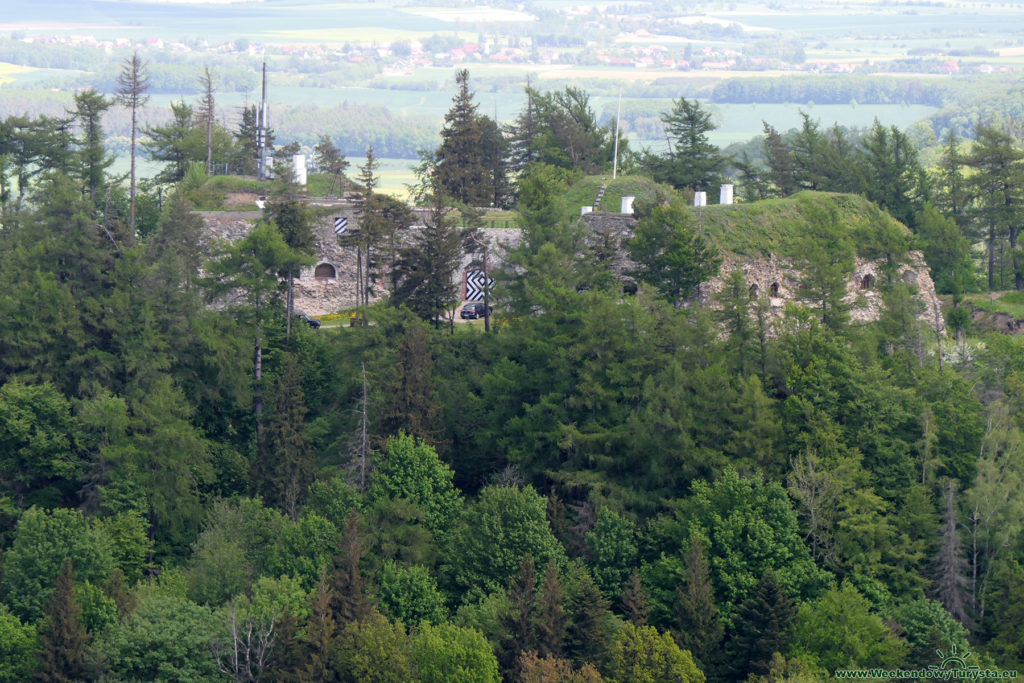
[692,191,910,261]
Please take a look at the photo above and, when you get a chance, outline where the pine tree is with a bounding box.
[564,571,612,667]
[793,197,855,332]
[34,558,89,682]
[263,163,315,342]
[655,96,725,192]
[966,124,1024,291]
[935,129,970,230]
[143,100,195,184]
[297,573,339,682]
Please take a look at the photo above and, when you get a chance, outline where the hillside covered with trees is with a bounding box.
[1,63,1024,682]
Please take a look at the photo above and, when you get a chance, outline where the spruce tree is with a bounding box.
[933,480,972,629]
[966,124,1024,291]
[620,568,650,626]
[674,538,723,674]
[435,69,491,206]
[377,319,443,447]
[314,135,349,197]
[564,571,612,667]
[330,508,373,625]
[255,354,315,519]
[536,559,565,658]
[391,191,464,328]
[725,570,797,681]
[70,89,112,203]
[34,558,89,683]
[498,555,540,674]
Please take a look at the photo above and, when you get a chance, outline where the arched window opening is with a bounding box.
[769,282,780,297]
[860,274,874,290]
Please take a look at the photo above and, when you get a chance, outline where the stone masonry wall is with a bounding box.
[199,207,942,331]
[199,207,520,317]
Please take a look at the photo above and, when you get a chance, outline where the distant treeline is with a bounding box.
[710,76,956,107]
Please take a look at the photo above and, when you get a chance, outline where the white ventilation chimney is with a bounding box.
[720,184,734,205]
[621,195,635,214]
[581,206,593,215]
[292,154,307,186]
[694,191,707,208]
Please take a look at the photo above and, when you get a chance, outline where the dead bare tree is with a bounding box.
[212,603,278,682]
[197,67,216,175]
[116,51,150,233]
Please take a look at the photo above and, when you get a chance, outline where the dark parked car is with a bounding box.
[295,313,321,328]
[460,302,492,319]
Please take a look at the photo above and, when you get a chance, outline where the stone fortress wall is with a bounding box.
[199,204,942,331]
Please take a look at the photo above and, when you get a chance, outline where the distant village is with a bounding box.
[13,24,1010,78]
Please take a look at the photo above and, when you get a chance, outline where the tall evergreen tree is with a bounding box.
[650,97,725,192]
[34,558,88,683]
[435,69,497,206]
[966,124,1024,291]
[674,538,723,675]
[627,199,721,306]
[263,161,315,342]
[70,89,112,203]
[935,129,970,230]
[498,554,540,674]
[725,570,797,681]
[255,354,314,520]
[621,568,650,626]
[860,120,925,228]
[391,192,464,328]
[933,479,972,629]
[537,559,566,659]
[314,135,349,197]
[377,319,443,446]
[790,111,831,191]
[330,509,373,625]
[793,198,855,332]
[143,100,195,184]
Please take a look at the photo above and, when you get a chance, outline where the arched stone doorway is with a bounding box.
[315,263,337,280]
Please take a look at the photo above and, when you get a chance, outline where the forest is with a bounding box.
[1,61,1023,682]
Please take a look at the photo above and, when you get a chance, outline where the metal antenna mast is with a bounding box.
[612,88,622,179]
